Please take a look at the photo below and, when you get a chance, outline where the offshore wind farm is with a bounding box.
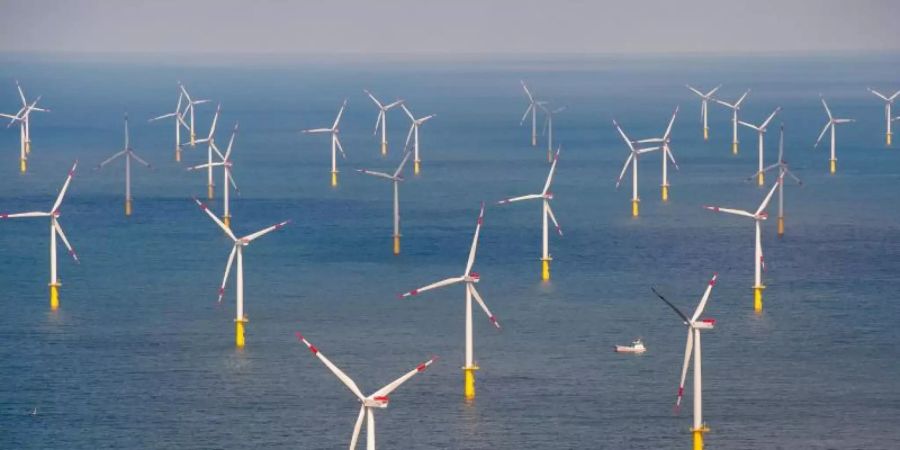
[1,1,900,449]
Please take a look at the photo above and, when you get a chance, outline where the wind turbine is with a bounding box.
[704,177,781,313]
[364,90,403,155]
[867,88,900,146]
[302,99,348,187]
[178,82,210,147]
[401,104,436,175]
[95,114,153,216]
[520,80,545,147]
[814,96,855,174]
[149,91,190,162]
[187,104,225,199]
[2,81,50,173]
[497,148,563,280]
[398,203,501,400]
[296,332,436,449]
[686,85,721,140]
[193,198,288,348]
[356,151,412,255]
[1,161,79,310]
[539,103,566,163]
[612,120,661,216]
[634,106,680,201]
[188,123,240,228]
[739,107,781,186]
[752,125,802,237]
[651,273,718,450]
[714,90,751,155]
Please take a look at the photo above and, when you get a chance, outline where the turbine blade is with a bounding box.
[464,203,485,275]
[370,356,437,399]
[676,328,694,412]
[218,246,237,302]
[814,121,831,148]
[240,220,290,243]
[96,150,127,169]
[53,221,79,262]
[651,287,691,324]
[754,177,782,216]
[295,333,366,400]
[393,151,412,178]
[398,277,464,298]
[52,161,78,213]
[690,273,718,322]
[546,201,563,235]
[496,193,542,205]
[350,406,365,450]
[193,197,237,241]
[703,206,757,219]
[542,148,561,195]
[470,285,500,329]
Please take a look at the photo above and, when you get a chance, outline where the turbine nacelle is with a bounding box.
[364,397,390,408]
[692,319,716,329]
[464,272,480,283]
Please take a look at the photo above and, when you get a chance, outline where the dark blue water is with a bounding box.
[1,53,899,449]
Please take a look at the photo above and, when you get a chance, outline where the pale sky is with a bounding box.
[1,0,898,55]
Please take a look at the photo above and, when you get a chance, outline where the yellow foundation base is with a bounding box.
[661,185,669,202]
[223,215,231,229]
[381,142,387,155]
[754,286,765,313]
[463,366,478,400]
[331,172,338,187]
[414,161,420,175]
[207,184,214,199]
[235,319,246,348]
[393,235,400,255]
[632,199,639,217]
[703,127,709,141]
[125,199,132,216]
[541,259,550,281]
[777,216,784,237]
[20,158,26,173]
[50,283,60,311]
[887,133,892,146]
[175,147,182,162]
[829,159,836,174]
[758,172,764,186]
[692,425,708,450]
[732,142,739,155]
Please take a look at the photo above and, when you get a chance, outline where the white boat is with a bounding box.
[615,339,646,354]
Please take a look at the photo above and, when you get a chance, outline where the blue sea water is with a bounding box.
[1,52,899,449]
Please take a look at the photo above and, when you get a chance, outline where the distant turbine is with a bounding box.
[739,107,781,186]
[399,203,500,400]
[1,162,79,310]
[357,151,412,255]
[634,106,680,201]
[686,85,721,140]
[1,81,50,173]
[296,332,435,449]
[519,81,545,147]
[178,82,210,147]
[751,125,801,237]
[867,88,899,146]
[539,103,566,163]
[187,104,226,199]
[302,100,348,187]
[651,273,719,450]
[714,90,751,155]
[96,114,153,216]
[704,176,781,313]
[498,148,563,280]
[401,104,436,175]
[193,198,288,347]
[814,96,855,174]
[149,91,190,162]
[188,123,240,228]
[612,120,661,217]
[364,90,404,156]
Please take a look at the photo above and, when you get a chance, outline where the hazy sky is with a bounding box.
[1,0,898,55]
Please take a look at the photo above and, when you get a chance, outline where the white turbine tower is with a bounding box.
[96,114,152,216]
[814,96,855,174]
[357,151,412,255]
[1,161,79,310]
[714,90,751,155]
[401,104,436,175]
[613,120,661,217]
[178,82,210,147]
[867,88,899,146]
[2,81,50,173]
[520,80,545,147]
[739,107,781,186]
[753,125,801,237]
[364,90,403,155]
[704,176,781,313]
[193,198,288,348]
[149,91,191,162]
[188,104,226,199]
[539,103,566,163]
[634,106,680,201]
[302,99,348,187]
[686,85,721,140]
[188,123,240,228]
[296,333,436,450]
[651,273,719,450]
[398,203,501,400]
[497,148,563,280]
